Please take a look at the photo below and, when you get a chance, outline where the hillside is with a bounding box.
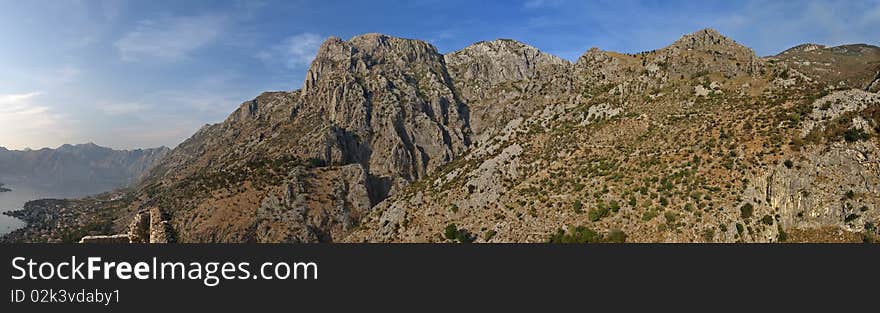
[5,28,878,243]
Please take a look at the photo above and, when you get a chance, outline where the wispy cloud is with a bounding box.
[0,92,74,149]
[0,93,54,129]
[101,102,145,115]
[255,33,324,69]
[114,14,227,61]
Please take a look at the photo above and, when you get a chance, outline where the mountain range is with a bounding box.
[0,143,169,195]
[4,28,879,243]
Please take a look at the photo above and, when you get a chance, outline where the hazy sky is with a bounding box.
[1,0,878,150]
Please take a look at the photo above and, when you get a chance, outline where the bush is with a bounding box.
[664,211,678,225]
[588,206,610,222]
[609,200,620,213]
[549,226,602,243]
[783,160,794,169]
[573,200,584,214]
[484,230,497,241]
[777,225,788,242]
[844,214,860,223]
[845,190,856,200]
[642,207,661,221]
[444,224,474,243]
[761,215,774,225]
[740,203,754,219]
[305,157,326,168]
[843,128,869,142]
[606,229,627,243]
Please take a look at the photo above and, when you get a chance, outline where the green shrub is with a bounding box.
[783,160,794,169]
[484,230,497,241]
[761,215,774,225]
[589,206,610,222]
[664,211,678,225]
[305,157,326,168]
[642,207,661,221]
[444,224,474,243]
[573,200,584,214]
[787,113,801,125]
[549,226,602,243]
[843,128,869,142]
[777,225,788,242]
[740,203,754,219]
[609,200,620,213]
[606,229,627,243]
[844,214,860,223]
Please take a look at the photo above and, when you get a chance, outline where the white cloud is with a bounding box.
[0,92,53,128]
[0,92,74,150]
[114,14,227,61]
[256,33,324,69]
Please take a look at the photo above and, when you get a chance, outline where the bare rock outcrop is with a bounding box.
[302,33,470,187]
[445,39,574,139]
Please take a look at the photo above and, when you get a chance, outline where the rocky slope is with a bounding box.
[7,28,878,243]
[346,29,880,243]
[0,143,169,194]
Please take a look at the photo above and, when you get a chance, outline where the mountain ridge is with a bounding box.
[5,28,879,243]
[0,143,169,194]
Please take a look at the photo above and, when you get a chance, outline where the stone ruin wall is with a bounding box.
[79,207,173,244]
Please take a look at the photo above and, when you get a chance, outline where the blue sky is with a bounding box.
[1,0,878,150]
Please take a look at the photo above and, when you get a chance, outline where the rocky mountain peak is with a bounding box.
[651,28,762,78]
[445,38,569,93]
[779,43,827,55]
[671,28,739,50]
[445,38,573,137]
[303,33,446,93]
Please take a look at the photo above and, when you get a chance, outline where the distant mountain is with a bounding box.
[0,143,169,195]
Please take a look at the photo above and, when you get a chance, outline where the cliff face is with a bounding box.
[12,29,878,244]
[302,33,470,184]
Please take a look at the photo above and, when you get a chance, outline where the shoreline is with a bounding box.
[1,199,69,243]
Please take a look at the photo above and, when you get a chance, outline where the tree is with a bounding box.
[740,203,754,219]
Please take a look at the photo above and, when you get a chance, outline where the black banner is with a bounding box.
[1,244,877,311]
